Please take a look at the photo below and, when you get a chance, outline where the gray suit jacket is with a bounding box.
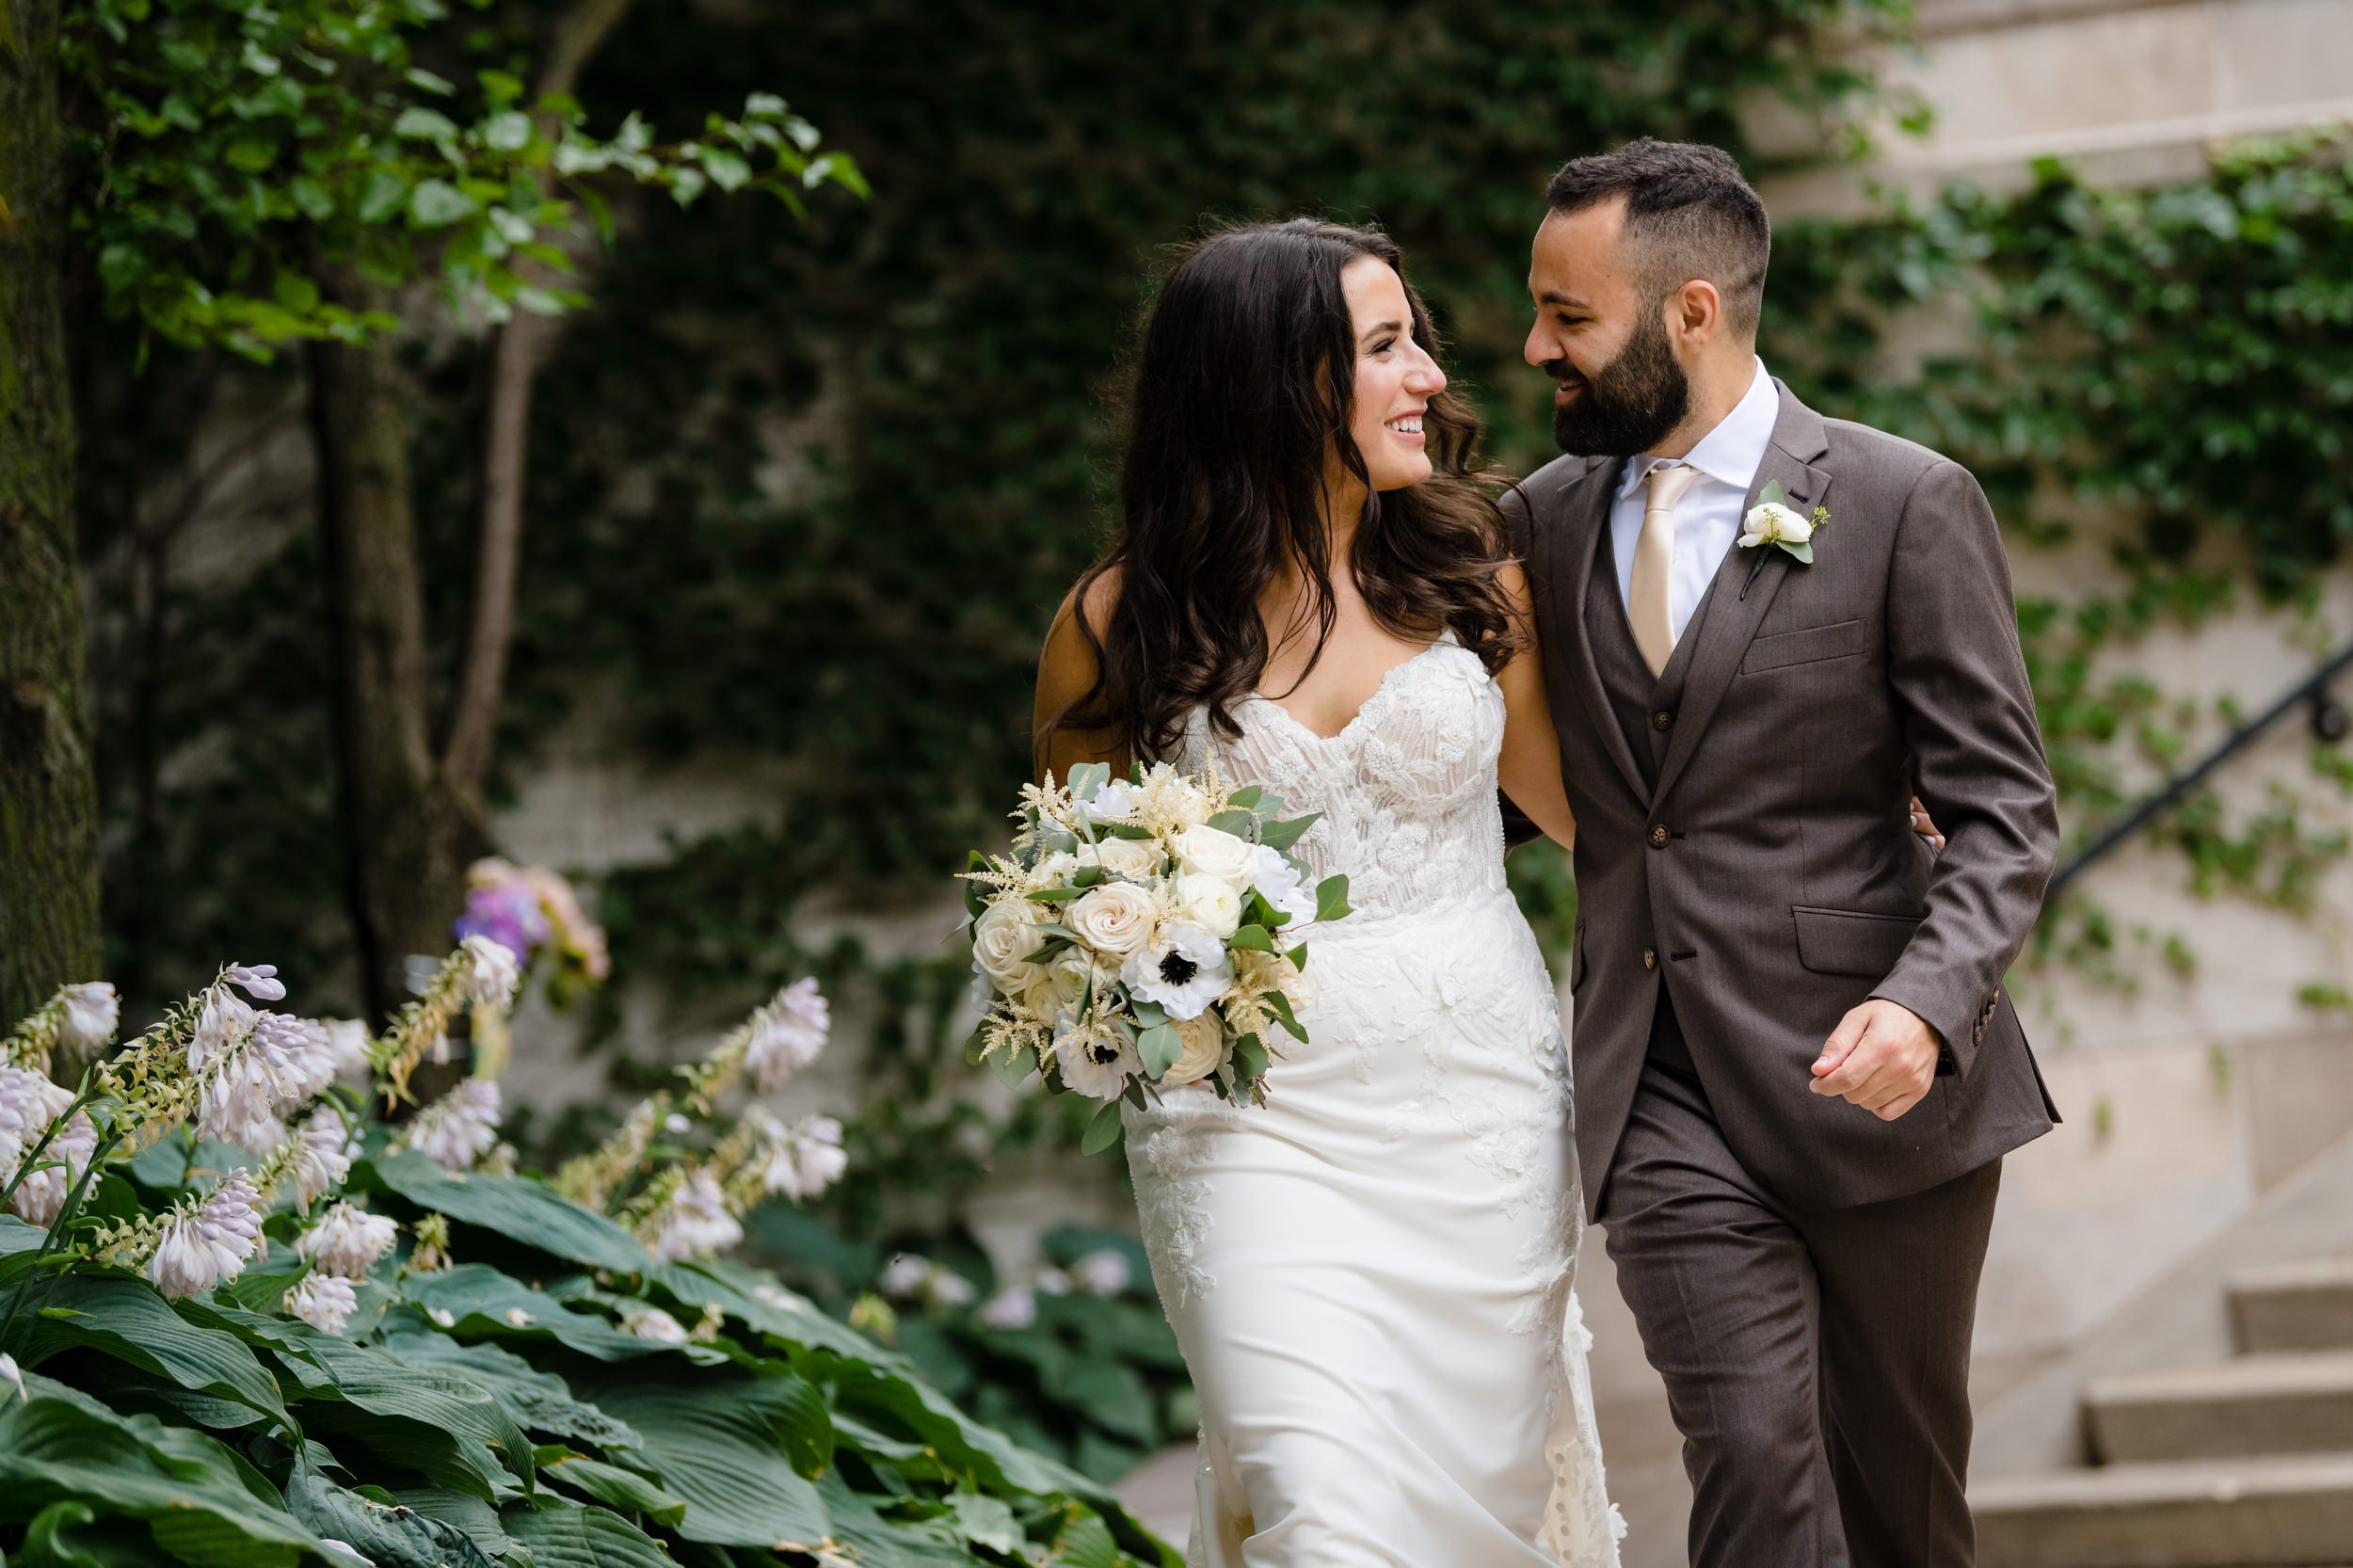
[1508,383,2061,1214]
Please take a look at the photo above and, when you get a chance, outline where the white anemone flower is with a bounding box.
[759,1114,848,1201]
[56,984,120,1054]
[1073,1248,1133,1297]
[457,936,523,1011]
[639,1169,743,1263]
[977,1286,1037,1332]
[1055,1024,1142,1101]
[146,1170,265,1300]
[284,1272,361,1336]
[398,1079,503,1171]
[296,1201,399,1277]
[1248,845,1321,931]
[1118,920,1233,1022]
[743,978,830,1091]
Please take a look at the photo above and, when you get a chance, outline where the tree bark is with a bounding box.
[442,0,637,793]
[308,282,486,1022]
[0,0,104,1031]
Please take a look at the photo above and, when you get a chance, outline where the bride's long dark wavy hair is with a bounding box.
[1052,217,1522,764]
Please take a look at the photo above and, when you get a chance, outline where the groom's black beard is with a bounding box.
[1547,310,1691,457]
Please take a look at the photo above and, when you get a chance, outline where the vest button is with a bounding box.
[1652,710,1673,731]
[1642,948,1657,970]
[1648,824,1671,848]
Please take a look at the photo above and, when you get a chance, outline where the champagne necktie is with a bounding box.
[1630,463,1703,678]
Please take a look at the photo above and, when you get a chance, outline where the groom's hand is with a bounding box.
[1810,1000,1942,1121]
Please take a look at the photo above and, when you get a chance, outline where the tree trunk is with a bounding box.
[308,283,485,1022]
[0,0,104,1031]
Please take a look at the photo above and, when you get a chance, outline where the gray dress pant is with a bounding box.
[1598,1004,2001,1568]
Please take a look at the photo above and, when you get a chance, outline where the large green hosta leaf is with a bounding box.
[539,1453,686,1525]
[270,1329,536,1502]
[403,1263,713,1363]
[14,1500,183,1567]
[574,1368,831,1548]
[286,1466,500,1568]
[364,1152,653,1272]
[814,1471,974,1568]
[380,1329,645,1451]
[649,1256,888,1362]
[0,1384,325,1568]
[500,1496,676,1568]
[3,1275,291,1432]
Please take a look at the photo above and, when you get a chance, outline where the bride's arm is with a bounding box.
[1493,562,1578,851]
[1032,569,1128,784]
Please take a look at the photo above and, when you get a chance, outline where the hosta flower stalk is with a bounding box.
[392,1078,503,1171]
[2,983,120,1073]
[371,942,522,1107]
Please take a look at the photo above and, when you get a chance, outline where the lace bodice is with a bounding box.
[1167,634,1507,918]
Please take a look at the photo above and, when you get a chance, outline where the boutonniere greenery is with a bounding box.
[1739,480,1831,599]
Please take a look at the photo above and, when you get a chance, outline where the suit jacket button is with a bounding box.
[1648,824,1671,848]
[1642,948,1657,970]
[1652,710,1673,731]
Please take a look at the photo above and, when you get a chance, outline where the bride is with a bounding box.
[1032,217,1617,1567]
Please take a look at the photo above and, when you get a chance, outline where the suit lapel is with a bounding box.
[1557,456,1650,804]
[1649,384,1832,808]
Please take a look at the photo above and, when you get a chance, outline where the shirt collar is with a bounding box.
[1616,357,1779,498]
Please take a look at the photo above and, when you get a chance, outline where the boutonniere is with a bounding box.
[1739,481,1832,600]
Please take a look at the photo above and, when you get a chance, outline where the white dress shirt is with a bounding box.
[1610,357,1780,642]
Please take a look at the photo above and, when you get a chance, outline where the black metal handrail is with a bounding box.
[2045,636,2353,900]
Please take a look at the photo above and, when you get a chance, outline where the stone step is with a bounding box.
[2234,1259,2353,1355]
[2087,1352,2353,1463]
[1972,1452,2353,1568]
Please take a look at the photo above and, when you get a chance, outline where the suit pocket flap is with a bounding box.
[1741,617,1866,675]
[1792,905,1921,977]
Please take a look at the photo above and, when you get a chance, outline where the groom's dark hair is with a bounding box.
[1546,139,1770,337]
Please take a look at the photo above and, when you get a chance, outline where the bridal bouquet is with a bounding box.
[963,761,1350,1151]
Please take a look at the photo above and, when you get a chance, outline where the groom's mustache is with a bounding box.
[1541,359,1585,392]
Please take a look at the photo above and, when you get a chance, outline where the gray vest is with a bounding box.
[1585,511,1722,1071]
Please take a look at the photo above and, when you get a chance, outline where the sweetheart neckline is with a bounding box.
[1245,636,1453,745]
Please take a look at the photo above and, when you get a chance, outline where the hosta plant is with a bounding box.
[0,960,1175,1567]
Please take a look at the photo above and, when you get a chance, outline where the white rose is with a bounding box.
[1162,1011,1229,1085]
[1024,951,1108,1022]
[1739,501,1813,549]
[971,898,1050,994]
[1066,881,1160,955]
[1172,824,1256,891]
[1091,836,1165,879]
[1170,872,1242,938]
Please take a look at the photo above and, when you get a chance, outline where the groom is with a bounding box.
[1505,140,2060,1567]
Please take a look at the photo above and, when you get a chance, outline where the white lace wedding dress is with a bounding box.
[1123,632,1624,1567]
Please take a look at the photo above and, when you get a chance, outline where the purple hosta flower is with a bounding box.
[456,936,523,1012]
[977,1286,1037,1332]
[452,880,550,968]
[284,1272,361,1335]
[621,1304,689,1343]
[296,1201,399,1276]
[224,964,287,1002]
[0,1064,74,1144]
[57,983,120,1054]
[744,978,830,1091]
[1073,1248,1133,1297]
[757,1114,848,1202]
[189,986,257,1075]
[8,1111,97,1227]
[876,1254,975,1308]
[147,1170,264,1300]
[1118,920,1234,1023]
[1035,1266,1072,1296]
[399,1079,503,1171]
[321,1019,372,1078]
[640,1169,744,1264]
[199,1013,328,1152]
[285,1106,360,1209]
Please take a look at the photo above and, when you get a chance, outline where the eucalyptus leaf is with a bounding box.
[1314,874,1353,924]
[1079,1097,1123,1156]
[1136,1023,1181,1080]
[1258,812,1320,852]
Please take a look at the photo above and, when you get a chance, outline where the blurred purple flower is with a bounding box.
[452,882,550,966]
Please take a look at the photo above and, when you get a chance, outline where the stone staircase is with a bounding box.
[1974,1257,2353,1567]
